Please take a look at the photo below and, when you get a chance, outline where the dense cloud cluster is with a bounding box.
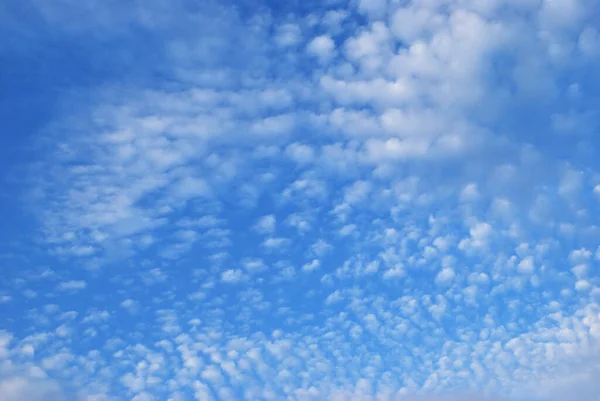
[1,0,600,400]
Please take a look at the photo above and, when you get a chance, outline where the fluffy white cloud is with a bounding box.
[254,215,276,234]
[0,376,65,401]
[357,0,388,20]
[307,35,335,60]
[221,269,245,283]
[4,0,600,400]
[517,256,535,275]
[302,259,320,272]
[435,267,456,286]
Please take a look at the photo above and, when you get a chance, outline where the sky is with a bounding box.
[1,0,600,400]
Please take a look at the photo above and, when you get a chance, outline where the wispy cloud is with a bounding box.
[56,280,86,292]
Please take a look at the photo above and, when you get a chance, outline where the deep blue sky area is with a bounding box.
[1,1,600,401]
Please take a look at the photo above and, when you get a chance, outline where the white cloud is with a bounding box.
[383,265,404,279]
[343,180,371,205]
[325,290,343,305]
[120,299,139,314]
[254,215,276,234]
[435,268,456,286]
[250,113,295,137]
[0,295,12,303]
[262,237,289,250]
[140,268,168,286]
[7,1,600,401]
[286,213,312,233]
[311,239,332,256]
[539,0,585,30]
[390,5,446,43]
[56,280,87,292]
[171,177,211,201]
[275,23,302,47]
[339,224,357,237]
[460,183,480,203]
[575,280,591,292]
[302,259,320,272]
[579,26,600,57]
[0,376,64,401]
[357,0,388,20]
[285,142,315,165]
[322,9,349,32]
[517,257,535,275]
[459,222,493,252]
[571,264,589,279]
[221,269,245,283]
[307,35,335,60]
[242,258,268,274]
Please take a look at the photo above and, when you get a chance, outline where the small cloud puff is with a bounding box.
[56,280,87,292]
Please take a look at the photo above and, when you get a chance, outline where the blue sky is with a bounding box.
[1,0,600,400]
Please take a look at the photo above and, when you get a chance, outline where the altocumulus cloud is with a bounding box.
[1,0,600,400]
